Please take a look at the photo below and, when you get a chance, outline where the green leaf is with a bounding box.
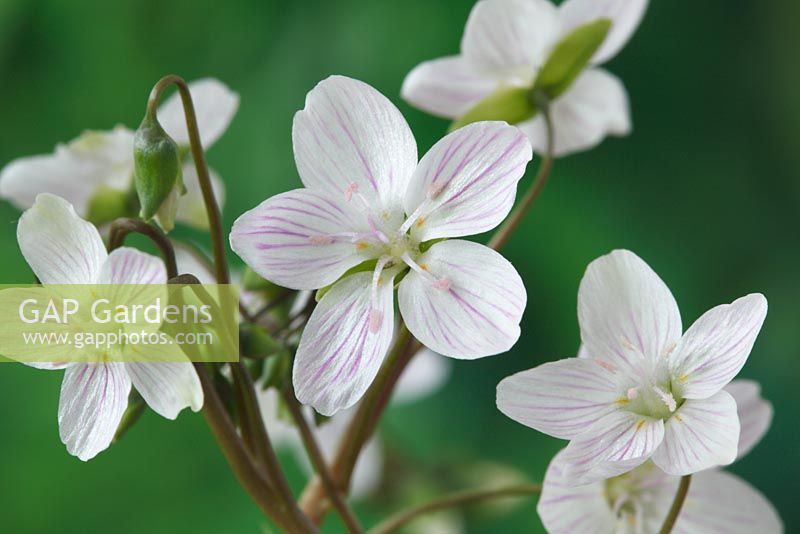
[449,86,538,132]
[533,18,612,99]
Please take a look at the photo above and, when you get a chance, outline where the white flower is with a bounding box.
[497,249,767,483]
[258,347,451,499]
[536,380,781,533]
[402,0,648,156]
[230,75,531,416]
[0,78,238,229]
[17,194,203,461]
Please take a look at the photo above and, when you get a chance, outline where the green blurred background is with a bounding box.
[0,0,797,532]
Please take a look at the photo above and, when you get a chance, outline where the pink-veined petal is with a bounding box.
[158,78,239,149]
[398,240,525,359]
[672,469,783,534]
[652,390,739,476]
[462,0,560,76]
[578,249,681,379]
[520,68,630,157]
[292,75,417,211]
[401,56,498,119]
[670,294,767,400]
[497,357,625,440]
[58,362,132,461]
[230,188,372,290]
[558,0,649,65]
[126,362,203,419]
[98,247,167,285]
[293,272,395,416]
[537,450,617,533]
[17,193,107,284]
[404,122,532,241]
[724,379,772,460]
[560,410,664,485]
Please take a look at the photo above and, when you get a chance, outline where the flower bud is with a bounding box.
[133,110,183,229]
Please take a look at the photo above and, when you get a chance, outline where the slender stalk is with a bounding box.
[150,75,313,531]
[369,484,541,534]
[108,217,178,278]
[659,475,691,534]
[283,384,365,534]
[488,107,554,251]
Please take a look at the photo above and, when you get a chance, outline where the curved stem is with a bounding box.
[488,106,555,251]
[659,475,691,534]
[282,384,364,534]
[369,484,541,534]
[108,217,178,278]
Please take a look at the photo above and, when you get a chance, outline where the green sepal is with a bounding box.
[419,238,445,253]
[315,258,378,302]
[449,86,537,132]
[133,111,182,222]
[86,186,138,226]
[113,391,146,444]
[533,18,612,99]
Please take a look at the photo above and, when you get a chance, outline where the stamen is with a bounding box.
[595,359,617,373]
[368,255,391,334]
[611,492,629,516]
[401,252,450,290]
[308,234,334,245]
[427,180,446,198]
[627,387,639,400]
[397,202,428,236]
[620,336,636,351]
[344,181,359,202]
[651,385,677,412]
[661,341,676,358]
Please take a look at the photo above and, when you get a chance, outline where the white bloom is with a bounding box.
[497,249,767,483]
[17,194,203,461]
[537,380,781,533]
[258,347,450,499]
[402,0,648,156]
[0,78,237,229]
[231,75,531,416]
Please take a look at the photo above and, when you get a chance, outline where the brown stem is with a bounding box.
[282,384,364,533]
[369,484,541,534]
[659,475,691,534]
[108,217,178,278]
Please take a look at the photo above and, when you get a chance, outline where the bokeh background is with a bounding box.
[1,0,798,532]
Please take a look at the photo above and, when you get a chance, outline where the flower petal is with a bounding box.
[652,390,739,476]
[292,75,417,211]
[578,249,681,379]
[497,357,624,440]
[674,469,782,533]
[537,450,617,534]
[58,363,132,461]
[230,188,372,290]
[724,379,772,459]
[520,68,630,156]
[558,0,649,65]
[17,194,107,284]
[462,0,560,75]
[398,240,525,359]
[293,272,395,415]
[393,347,452,404]
[0,127,134,215]
[670,294,767,400]
[175,163,225,229]
[404,121,532,241]
[401,56,498,119]
[98,247,167,284]
[125,362,203,419]
[560,410,664,484]
[158,78,239,148]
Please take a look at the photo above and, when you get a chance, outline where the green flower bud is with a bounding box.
[133,110,183,227]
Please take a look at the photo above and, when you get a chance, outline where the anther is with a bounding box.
[368,309,383,333]
[627,387,639,400]
[432,277,451,291]
[344,181,359,202]
[308,234,334,245]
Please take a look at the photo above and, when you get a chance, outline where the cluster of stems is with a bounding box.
[114,74,690,533]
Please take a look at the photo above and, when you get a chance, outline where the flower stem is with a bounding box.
[488,106,554,251]
[282,384,365,534]
[108,217,178,278]
[659,474,691,534]
[369,483,541,534]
